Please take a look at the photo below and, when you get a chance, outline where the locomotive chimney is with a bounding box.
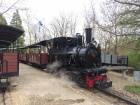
[85,28,92,44]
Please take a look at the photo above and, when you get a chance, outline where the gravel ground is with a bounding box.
[0,92,4,104]
[1,63,112,105]
[107,71,140,103]
[1,63,140,105]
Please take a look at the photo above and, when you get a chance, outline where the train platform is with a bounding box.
[0,63,112,105]
[0,63,140,105]
[105,66,134,80]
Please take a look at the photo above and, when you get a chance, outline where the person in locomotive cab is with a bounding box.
[91,37,97,46]
[46,42,52,63]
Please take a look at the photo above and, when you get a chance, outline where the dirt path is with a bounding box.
[2,63,112,105]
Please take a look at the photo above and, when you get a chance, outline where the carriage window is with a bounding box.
[47,42,53,48]
[54,41,58,49]
[54,41,62,50]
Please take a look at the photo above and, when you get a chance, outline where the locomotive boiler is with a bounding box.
[54,28,112,89]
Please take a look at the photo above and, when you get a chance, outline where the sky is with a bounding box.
[27,0,89,18]
[26,0,90,19]
[24,0,102,32]
[2,0,102,32]
[2,0,103,44]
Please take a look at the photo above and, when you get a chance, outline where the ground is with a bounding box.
[0,63,140,105]
[1,63,111,105]
[107,71,140,103]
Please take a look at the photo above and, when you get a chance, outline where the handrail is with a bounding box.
[0,60,8,76]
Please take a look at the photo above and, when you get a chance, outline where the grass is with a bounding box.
[124,85,140,95]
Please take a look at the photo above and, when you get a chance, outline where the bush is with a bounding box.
[124,85,140,94]
[128,51,140,71]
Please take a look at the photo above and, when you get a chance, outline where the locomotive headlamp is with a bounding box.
[92,54,96,59]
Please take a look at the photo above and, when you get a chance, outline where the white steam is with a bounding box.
[58,69,77,87]
[46,61,61,73]
[46,61,77,87]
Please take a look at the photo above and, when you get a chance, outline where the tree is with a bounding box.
[49,12,78,38]
[50,13,70,37]
[114,0,140,7]
[0,0,26,15]
[114,0,140,70]
[83,0,123,54]
[83,0,99,47]
[10,10,25,47]
[0,14,7,24]
[23,10,38,44]
[114,0,140,43]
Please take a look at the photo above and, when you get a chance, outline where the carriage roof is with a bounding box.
[35,37,75,46]
[0,24,24,48]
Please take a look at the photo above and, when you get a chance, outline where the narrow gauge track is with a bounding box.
[54,71,139,105]
[68,72,139,104]
[95,87,139,105]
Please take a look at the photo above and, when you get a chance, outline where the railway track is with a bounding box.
[96,87,139,105]
[59,79,139,105]
[54,71,139,105]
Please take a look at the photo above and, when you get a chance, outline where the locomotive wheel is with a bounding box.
[77,77,88,88]
[0,88,6,92]
[76,76,84,84]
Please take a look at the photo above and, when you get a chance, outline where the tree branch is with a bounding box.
[2,0,20,15]
[118,45,140,50]
[127,38,140,44]
[114,0,140,7]
[117,33,140,36]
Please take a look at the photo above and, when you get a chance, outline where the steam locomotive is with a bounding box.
[19,28,112,89]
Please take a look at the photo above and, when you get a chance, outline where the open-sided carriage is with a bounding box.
[0,24,24,91]
[19,37,77,68]
[19,40,52,68]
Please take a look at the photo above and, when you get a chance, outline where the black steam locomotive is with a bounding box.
[19,28,112,89]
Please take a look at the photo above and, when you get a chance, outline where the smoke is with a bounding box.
[46,61,77,87]
[59,69,77,87]
[46,61,61,73]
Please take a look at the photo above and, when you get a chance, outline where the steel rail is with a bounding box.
[96,88,138,105]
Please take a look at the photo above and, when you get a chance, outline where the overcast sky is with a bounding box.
[27,0,88,18]
[26,0,96,19]
[23,0,102,32]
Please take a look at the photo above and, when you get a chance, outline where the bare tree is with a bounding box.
[41,25,53,39]
[83,0,97,35]
[23,10,33,44]
[97,0,124,54]
[50,22,60,38]
[114,0,140,7]
[69,12,78,37]
[49,12,78,38]
[51,13,70,37]
[83,0,124,54]
[22,10,46,45]
[0,0,27,15]
[82,0,103,47]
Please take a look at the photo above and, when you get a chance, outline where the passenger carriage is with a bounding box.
[0,24,24,90]
[21,37,79,68]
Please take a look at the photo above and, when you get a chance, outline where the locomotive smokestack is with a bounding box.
[85,28,92,44]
